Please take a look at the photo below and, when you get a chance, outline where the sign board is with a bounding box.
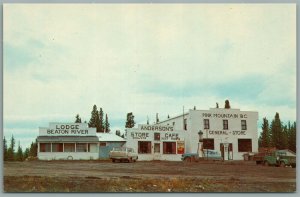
[39,123,96,136]
[138,124,174,132]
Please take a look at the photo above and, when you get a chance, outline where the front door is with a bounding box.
[220,143,233,160]
[153,143,161,160]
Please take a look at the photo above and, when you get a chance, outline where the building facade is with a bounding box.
[126,124,185,161]
[156,107,259,160]
[37,122,99,160]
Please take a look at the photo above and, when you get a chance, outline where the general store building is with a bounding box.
[156,107,259,160]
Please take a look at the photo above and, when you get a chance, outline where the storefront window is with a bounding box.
[52,143,63,152]
[40,143,51,152]
[238,139,252,152]
[64,143,75,152]
[138,141,151,154]
[203,139,214,149]
[76,143,87,152]
[163,142,176,154]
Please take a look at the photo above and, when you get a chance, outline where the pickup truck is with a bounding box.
[181,149,223,162]
[109,147,138,163]
[253,150,296,168]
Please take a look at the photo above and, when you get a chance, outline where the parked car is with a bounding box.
[109,147,138,163]
[181,149,223,162]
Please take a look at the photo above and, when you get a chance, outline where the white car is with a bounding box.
[109,147,138,163]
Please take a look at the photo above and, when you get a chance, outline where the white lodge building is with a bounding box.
[157,107,259,160]
[37,123,99,160]
[127,107,259,161]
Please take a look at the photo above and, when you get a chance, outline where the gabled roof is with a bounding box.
[96,132,126,142]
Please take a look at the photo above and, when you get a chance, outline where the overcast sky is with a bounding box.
[3,4,296,149]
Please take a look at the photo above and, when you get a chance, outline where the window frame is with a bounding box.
[163,142,176,154]
[138,141,152,154]
[241,120,247,130]
[238,139,252,152]
[223,119,229,130]
[204,119,210,129]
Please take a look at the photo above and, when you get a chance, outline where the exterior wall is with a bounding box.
[156,108,259,160]
[126,125,185,161]
[38,152,99,160]
[99,142,125,159]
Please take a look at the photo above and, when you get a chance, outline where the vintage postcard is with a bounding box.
[3,3,296,192]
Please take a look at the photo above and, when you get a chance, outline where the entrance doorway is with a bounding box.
[153,143,161,160]
[220,143,233,160]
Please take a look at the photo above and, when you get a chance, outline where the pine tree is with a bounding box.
[259,117,270,148]
[281,125,289,149]
[16,141,24,161]
[99,108,104,133]
[270,112,283,149]
[75,114,82,123]
[24,148,30,159]
[29,140,38,157]
[288,122,296,153]
[116,130,121,136]
[3,136,8,161]
[89,105,101,132]
[125,112,135,128]
[224,100,231,109]
[104,114,110,133]
[7,135,15,161]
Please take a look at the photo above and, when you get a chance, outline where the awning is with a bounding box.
[37,136,99,143]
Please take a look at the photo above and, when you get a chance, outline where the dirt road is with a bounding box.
[3,160,296,192]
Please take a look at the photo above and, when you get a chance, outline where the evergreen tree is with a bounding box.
[104,114,110,133]
[24,148,30,159]
[281,125,289,149]
[75,114,82,123]
[259,117,270,148]
[29,140,38,157]
[3,136,8,161]
[270,112,283,149]
[288,122,296,153]
[116,130,121,136]
[125,112,135,128]
[224,100,231,109]
[7,135,15,161]
[89,105,101,132]
[99,108,104,133]
[16,141,24,161]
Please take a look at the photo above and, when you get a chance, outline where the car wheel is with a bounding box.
[128,157,132,163]
[280,162,285,167]
[184,157,192,162]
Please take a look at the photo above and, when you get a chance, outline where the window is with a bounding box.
[184,119,187,130]
[138,141,151,154]
[40,143,51,152]
[238,139,252,152]
[76,143,87,152]
[52,143,63,152]
[154,133,160,141]
[88,143,98,153]
[223,120,228,130]
[204,119,210,129]
[100,142,107,147]
[64,143,75,152]
[203,139,214,149]
[172,122,175,126]
[241,120,247,130]
[163,142,176,154]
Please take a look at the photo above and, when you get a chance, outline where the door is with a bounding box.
[220,143,233,160]
[153,143,161,160]
[228,143,233,160]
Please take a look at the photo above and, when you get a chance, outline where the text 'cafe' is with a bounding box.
[126,124,186,161]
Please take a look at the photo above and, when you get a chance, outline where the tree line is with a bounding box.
[258,112,296,153]
[3,135,37,161]
[75,105,110,133]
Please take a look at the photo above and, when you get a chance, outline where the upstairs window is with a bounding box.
[204,119,210,129]
[223,120,228,130]
[241,120,247,130]
[184,119,187,130]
